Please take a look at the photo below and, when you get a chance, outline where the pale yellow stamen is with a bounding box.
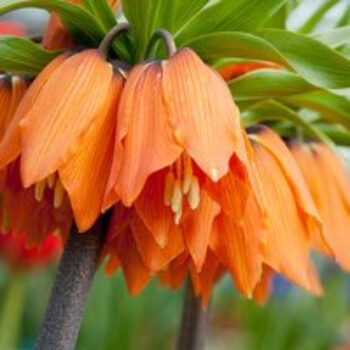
[54,178,65,209]
[47,173,56,189]
[188,177,200,210]
[210,168,220,182]
[171,179,183,214]
[34,179,46,202]
[164,172,175,206]
[174,207,182,225]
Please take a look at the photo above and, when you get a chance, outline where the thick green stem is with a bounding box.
[0,273,25,349]
[177,278,209,350]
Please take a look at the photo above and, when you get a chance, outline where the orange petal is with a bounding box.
[113,228,151,295]
[162,48,247,181]
[183,190,220,272]
[0,55,68,169]
[249,126,322,232]
[107,62,182,206]
[59,74,123,232]
[158,252,189,290]
[104,254,121,277]
[135,170,177,247]
[0,76,27,140]
[289,143,333,256]
[198,250,221,306]
[0,76,13,139]
[292,143,350,270]
[218,62,282,81]
[314,143,350,210]
[20,50,114,187]
[210,200,263,298]
[3,160,73,243]
[205,155,251,219]
[251,140,321,295]
[252,265,273,306]
[42,12,76,50]
[130,211,184,272]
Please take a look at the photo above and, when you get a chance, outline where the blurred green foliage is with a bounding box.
[1,263,350,350]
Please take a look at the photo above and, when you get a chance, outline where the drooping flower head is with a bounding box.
[290,142,350,270]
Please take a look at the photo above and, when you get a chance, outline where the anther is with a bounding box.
[47,173,56,189]
[210,168,220,182]
[174,207,182,225]
[171,179,183,214]
[188,177,200,210]
[34,179,46,202]
[54,178,65,209]
[164,172,175,206]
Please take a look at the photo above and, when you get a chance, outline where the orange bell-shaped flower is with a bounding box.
[0,50,124,232]
[105,47,248,224]
[290,142,350,270]
[247,126,323,295]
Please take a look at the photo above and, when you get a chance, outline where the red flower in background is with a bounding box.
[0,21,26,37]
[0,231,62,272]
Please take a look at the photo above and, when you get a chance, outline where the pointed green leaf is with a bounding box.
[186,32,286,65]
[314,123,350,146]
[258,29,350,89]
[121,0,208,61]
[0,0,105,46]
[177,0,289,44]
[229,69,316,101]
[282,91,350,129]
[0,36,60,74]
[188,30,350,90]
[242,100,335,147]
[81,0,117,31]
[312,26,350,48]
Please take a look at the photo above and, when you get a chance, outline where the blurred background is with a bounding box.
[2,260,350,350]
[1,0,350,349]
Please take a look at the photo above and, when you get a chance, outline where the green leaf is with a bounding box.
[177,0,289,44]
[242,100,335,147]
[186,32,286,65]
[0,0,105,46]
[312,26,350,48]
[298,0,338,34]
[187,30,350,90]
[81,0,117,31]
[258,29,350,89]
[229,70,316,101]
[122,0,208,61]
[282,91,350,129]
[314,123,350,146]
[0,36,60,74]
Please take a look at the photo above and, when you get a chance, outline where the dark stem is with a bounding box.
[98,23,130,60]
[37,218,107,350]
[146,29,177,59]
[177,278,209,350]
